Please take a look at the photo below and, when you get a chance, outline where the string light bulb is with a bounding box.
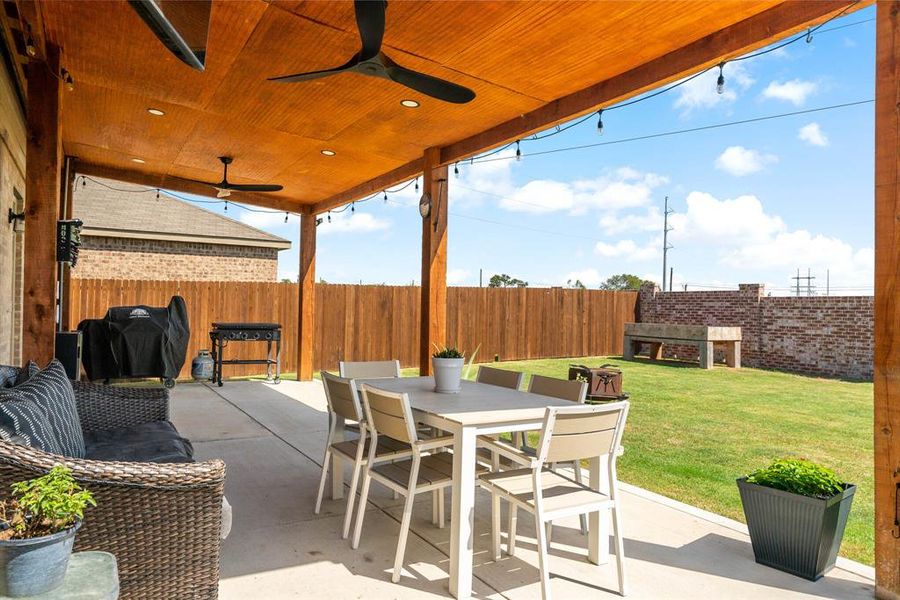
[224,200,228,212]
[454,163,459,178]
[24,24,36,57]
[383,190,388,203]
[515,141,522,162]
[415,177,419,193]
[327,211,332,223]
[156,189,160,200]
[716,62,725,95]
[351,202,355,213]
[596,109,604,136]
[61,68,74,92]
[284,212,289,223]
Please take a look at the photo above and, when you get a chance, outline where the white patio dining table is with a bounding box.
[342,376,612,599]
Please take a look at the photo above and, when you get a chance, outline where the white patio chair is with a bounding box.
[351,383,487,583]
[339,360,401,379]
[519,374,590,538]
[315,372,412,538]
[479,401,630,599]
[476,365,525,390]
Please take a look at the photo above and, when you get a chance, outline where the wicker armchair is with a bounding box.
[0,382,225,600]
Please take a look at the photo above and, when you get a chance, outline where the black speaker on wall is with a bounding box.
[55,331,82,381]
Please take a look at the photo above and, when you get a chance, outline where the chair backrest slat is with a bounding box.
[476,366,524,390]
[528,374,587,403]
[538,402,629,464]
[339,360,401,379]
[321,371,362,423]
[360,384,416,444]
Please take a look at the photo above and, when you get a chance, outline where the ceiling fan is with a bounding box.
[193,157,283,198]
[269,1,476,104]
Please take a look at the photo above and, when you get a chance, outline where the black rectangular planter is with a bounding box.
[736,478,856,581]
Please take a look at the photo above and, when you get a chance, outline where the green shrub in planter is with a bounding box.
[738,458,855,581]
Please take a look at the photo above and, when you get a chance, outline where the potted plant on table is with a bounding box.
[737,458,855,581]
[432,346,466,393]
[0,465,96,597]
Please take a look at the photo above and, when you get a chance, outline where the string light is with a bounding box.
[806,28,814,43]
[515,141,522,162]
[224,200,228,212]
[383,190,388,203]
[327,212,332,223]
[284,212,289,223]
[61,68,74,91]
[415,177,419,193]
[596,109,604,135]
[716,62,725,95]
[315,217,323,226]
[156,189,160,200]
[351,202,355,213]
[454,162,459,178]
[24,24,36,58]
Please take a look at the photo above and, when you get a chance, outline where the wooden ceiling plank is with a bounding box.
[73,159,306,214]
[439,0,869,166]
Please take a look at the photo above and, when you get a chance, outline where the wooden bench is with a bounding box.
[623,323,742,369]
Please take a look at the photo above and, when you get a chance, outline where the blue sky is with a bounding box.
[222,7,876,295]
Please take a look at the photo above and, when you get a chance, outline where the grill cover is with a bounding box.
[78,296,189,381]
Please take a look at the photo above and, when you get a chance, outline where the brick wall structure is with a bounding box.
[638,283,873,380]
[72,236,279,282]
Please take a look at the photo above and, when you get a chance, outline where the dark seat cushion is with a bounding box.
[84,421,194,464]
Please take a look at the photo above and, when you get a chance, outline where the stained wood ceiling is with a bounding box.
[11,1,862,210]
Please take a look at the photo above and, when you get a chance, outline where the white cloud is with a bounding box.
[667,190,873,290]
[318,212,390,235]
[599,206,663,235]
[714,146,778,176]
[674,62,754,113]
[563,268,603,287]
[798,122,829,147]
[497,167,667,215]
[761,79,818,106]
[594,239,658,261]
[240,211,296,229]
[447,268,470,285]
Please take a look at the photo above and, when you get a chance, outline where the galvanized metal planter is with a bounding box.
[737,478,855,581]
[0,519,81,597]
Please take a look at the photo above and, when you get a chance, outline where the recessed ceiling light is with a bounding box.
[131,158,146,164]
[400,99,420,108]
[320,149,336,156]
[147,108,165,116]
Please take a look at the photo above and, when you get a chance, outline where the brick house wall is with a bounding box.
[72,236,279,282]
[638,283,873,380]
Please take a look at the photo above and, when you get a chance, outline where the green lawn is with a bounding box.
[456,357,874,565]
[251,356,874,564]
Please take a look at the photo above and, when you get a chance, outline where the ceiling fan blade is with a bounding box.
[386,64,475,104]
[269,54,361,83]
[354,0,386,60]
[221,184,284,193]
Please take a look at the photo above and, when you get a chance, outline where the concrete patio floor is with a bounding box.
[169,380,875,599]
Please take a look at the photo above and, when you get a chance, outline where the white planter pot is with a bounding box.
[432,357,465,393]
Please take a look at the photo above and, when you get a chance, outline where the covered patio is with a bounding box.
[176,379,873,599]
[1,0,899,598]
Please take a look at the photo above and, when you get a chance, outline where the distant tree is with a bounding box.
[598,273,649,291]
[567,279,586,289]
[488,274,528,288]
[280,278,294,284]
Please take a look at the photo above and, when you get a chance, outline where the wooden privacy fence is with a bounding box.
[68,279,638,379]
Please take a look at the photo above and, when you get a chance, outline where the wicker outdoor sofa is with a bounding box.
[0,381,225,600]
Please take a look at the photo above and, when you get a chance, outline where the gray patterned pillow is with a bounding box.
[0,366,18,389]
[0,360,85,458]
[14,361,40,387]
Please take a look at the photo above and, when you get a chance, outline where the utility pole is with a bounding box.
[662,196,673,291]
[826,269,830,296]
[669,267,673,292]
[479,268,483,288]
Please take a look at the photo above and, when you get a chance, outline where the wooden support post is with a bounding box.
[297,212,316,381]
[22,43,62,365]
[874,3,900,598]
[419,147,448,375]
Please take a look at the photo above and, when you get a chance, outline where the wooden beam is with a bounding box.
[72,160,305,214]
[441,0,866,166]
[297,212,316,381]
[874,3,900,598]
[21,42,61,364]
[419,147,447,375]
[309,158,423,217]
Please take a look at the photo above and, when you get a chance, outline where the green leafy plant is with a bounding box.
[0,465,96,540]
[432,345,464,359]
[746,458,844,499]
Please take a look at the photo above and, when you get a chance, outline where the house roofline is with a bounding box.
[81,227,292,250]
